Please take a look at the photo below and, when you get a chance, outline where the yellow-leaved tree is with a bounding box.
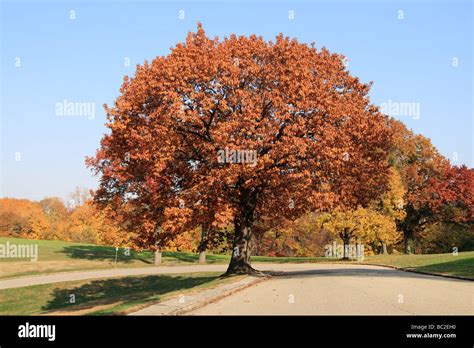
[0,198,48,239]
[321,207,400,257]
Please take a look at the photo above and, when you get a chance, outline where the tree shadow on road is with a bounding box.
[275,266,472,281]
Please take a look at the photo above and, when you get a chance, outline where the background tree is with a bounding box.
[409,164,473,225]
[418,222,474,253]
[360,209,400,254]
[253,212,332,257]
[374,167,407,223]
[39,197,68,240]
[322,209,361,259]
[68,187,92,210]
[0,198,48,239]
[322,207,400,257]
[63,202,131,245]
[87,24,392,274]
[387,119,447,251]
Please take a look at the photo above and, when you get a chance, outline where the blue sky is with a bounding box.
[1,0,472,201]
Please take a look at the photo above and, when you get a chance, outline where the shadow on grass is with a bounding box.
[162,251,198,263]
[42,275,218,312]
[252,256,328,263]
[162,251,229,264]
[413,257,474,278]
[60,245,229,265]
[60,245,153,264]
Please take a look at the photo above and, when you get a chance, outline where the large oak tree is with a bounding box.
[87,24,392,274]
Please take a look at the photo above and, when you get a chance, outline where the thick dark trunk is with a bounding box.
[403,226,414,254]
[404,235,414,254]
[340,229,351,260]
[225,190,261,275]
[225,218,254,274]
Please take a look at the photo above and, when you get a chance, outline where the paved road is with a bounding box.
[188,264,474,315]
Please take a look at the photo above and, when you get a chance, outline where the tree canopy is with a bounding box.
[87,24,394,273]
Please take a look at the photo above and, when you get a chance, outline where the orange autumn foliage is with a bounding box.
[88,24,393,273]
[0,198,48,239]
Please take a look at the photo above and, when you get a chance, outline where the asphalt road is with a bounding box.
[188,264,474,315]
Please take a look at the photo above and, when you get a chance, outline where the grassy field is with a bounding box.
[365,252,474,278]
[1,237,473,279]
[0,271,245,315]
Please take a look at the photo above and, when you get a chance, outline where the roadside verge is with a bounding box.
[129,276,267,315]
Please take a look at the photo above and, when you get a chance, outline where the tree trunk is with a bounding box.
[198,251,206,264]
[225,190,260,275]
[356,241,364,260]
[154,225,162,265]
[343,239,350,259]
[405,237,414,254]
[340,229,351,260]
[403,226,414,254]
[154,249,162,265]
[382,243,388,255]
[254,232,262,256]
[198,224,208,264]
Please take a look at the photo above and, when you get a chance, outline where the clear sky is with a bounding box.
[1,0,472,202]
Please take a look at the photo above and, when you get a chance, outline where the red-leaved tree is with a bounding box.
[87,24,392,274]
[409,164,474,224]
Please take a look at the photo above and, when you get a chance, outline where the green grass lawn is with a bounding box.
[0,237,233,279]
[0,271,244,315]
[1,237,473,279]
[364,251,474,278]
